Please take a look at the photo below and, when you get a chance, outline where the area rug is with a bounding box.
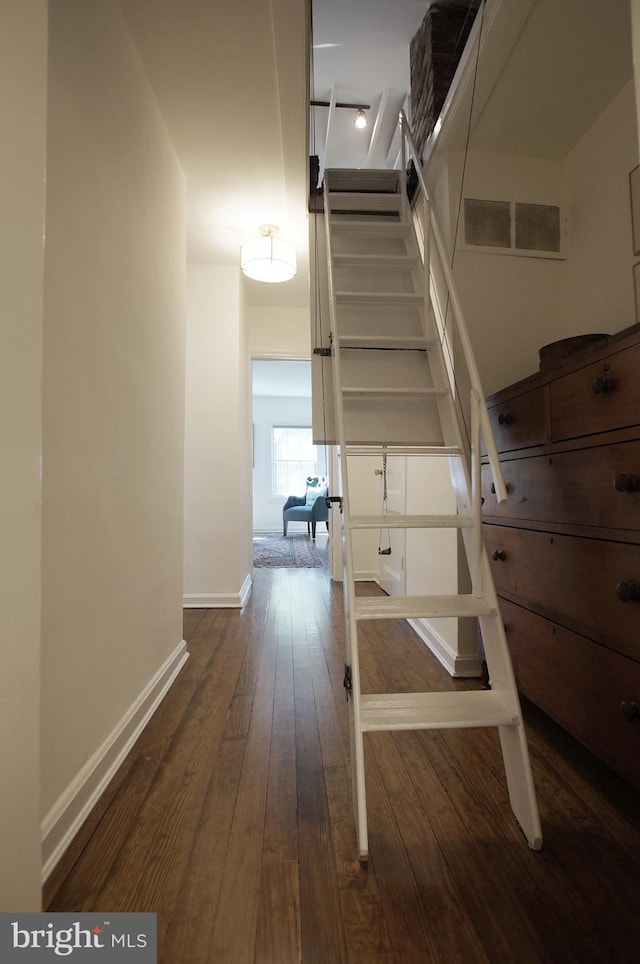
[253,533,327,568]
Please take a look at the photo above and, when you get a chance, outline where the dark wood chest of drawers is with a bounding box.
[482,326,640,789]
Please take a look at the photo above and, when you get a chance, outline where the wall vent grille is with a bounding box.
[463,198,565,258]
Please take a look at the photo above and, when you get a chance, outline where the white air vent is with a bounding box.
[463,198,565,258]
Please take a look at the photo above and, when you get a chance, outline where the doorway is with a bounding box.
[251,358,329,568]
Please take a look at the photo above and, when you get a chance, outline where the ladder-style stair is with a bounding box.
[321,145,542,861]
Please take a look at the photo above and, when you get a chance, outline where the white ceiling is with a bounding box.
[119,0,634,313]
[467,0,633,159]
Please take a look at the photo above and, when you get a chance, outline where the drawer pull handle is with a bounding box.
[497,413,513,426]
[490,483,496,494]
[613,474,639,493]
[491,549,506,562]
[616,581,640,602]
[591,376,612,394]
[620,701,640,722]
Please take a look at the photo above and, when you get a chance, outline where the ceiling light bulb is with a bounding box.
[355,109,367,129]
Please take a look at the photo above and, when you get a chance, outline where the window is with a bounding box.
[272,426,317,496]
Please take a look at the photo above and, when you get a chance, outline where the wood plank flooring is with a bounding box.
[45,566,640,962]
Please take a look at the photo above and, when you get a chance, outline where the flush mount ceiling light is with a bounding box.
[354,108,368,129]
[240,224,297,283]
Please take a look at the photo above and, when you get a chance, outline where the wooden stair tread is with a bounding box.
[342,386,445,398]
[349,514,472,529]
[325,169,401,193]
[338,335,434,350]
[336,291,423,304]
[334,253,419,267]
[328,192,402,213]
[343,444,462,457]
[353,595,496,620]
[359,690,520,731]
[329,220,410,238]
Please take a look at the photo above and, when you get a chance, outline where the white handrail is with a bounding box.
[399,110,507,504]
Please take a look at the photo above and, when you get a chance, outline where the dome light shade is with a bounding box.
[240,224,297,283]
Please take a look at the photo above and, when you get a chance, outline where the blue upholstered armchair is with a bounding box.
[282,476,329,539]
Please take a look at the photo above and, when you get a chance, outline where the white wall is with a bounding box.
[0,0,48,911]
[237,288,253,592]
[564,79,638,335]
[184,264,252,606]
[433,150,568,395]
[429,84,639,398]
[248,305,311,358]
[41,0,186,849]
[456,247,567,395]
[418,147,569,672]
[405,458,459,663]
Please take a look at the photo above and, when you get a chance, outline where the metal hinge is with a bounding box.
[343,664,352,701]
[313,346,332,357]
[325,495,343,512]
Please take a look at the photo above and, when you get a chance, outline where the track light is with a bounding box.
[354,109,368,129]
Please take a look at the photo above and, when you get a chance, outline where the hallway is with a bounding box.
[46,567,640,962]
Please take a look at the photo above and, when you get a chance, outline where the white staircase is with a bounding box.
[321,124,542,862]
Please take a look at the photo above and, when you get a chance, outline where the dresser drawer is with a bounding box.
[550,342,640,441]
[499,599,640,790]
[481,439,640,531]
[486,385,547,453]
[484,524,640,662]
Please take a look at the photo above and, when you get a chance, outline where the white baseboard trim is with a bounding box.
[183,573,252,609]
[41,639,189,883]
[376,563,404,598]
[239,574,252,607]
[408,618,481,678]
[355,569,379,581]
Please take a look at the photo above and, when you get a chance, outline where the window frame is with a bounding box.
[271,424,318,498]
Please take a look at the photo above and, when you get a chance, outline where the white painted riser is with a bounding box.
[337,302,426,341]
[333,266,418,293]
[339,347,436,393]
[343,397,445,447]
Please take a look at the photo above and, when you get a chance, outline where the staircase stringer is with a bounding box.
[322,174,369,856]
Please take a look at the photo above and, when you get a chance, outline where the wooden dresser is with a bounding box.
[482,325,640,789]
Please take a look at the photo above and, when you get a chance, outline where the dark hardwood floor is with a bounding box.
[45,566,640,962]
